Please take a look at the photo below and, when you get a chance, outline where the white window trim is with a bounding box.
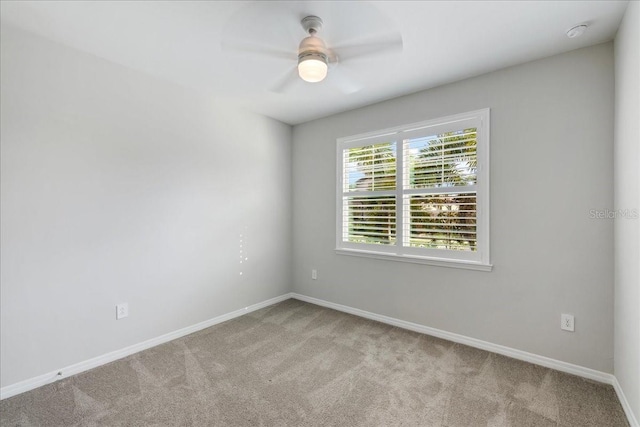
[335,108,492,271]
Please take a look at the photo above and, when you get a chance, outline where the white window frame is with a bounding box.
[335,108,491,271]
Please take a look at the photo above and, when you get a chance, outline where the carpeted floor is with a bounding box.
[0,299,629,426]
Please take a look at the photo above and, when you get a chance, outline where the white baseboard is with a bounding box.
[613,376,640,427]
[0,293,294,400]
[291,293,614,384]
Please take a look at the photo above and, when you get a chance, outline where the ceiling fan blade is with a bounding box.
[328,67,362,94]
[270,66,300,93]
[221,39,297,61]
[331,32,403,63]
[276,15,304,47]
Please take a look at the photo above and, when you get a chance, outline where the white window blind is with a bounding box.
[336,109,491,270]
[342,143,396,245]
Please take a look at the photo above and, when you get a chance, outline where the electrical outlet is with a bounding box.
[311,269,317,280]
[116,303,129,320]
[561,313,574,332]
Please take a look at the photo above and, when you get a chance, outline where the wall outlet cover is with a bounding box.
[561,313,574,332]
[116,303,129,320]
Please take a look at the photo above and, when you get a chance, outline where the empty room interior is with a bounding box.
[0,1,638,426]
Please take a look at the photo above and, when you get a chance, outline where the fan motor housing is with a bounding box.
[298,35,328,60]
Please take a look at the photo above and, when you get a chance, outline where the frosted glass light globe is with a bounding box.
[298,57,328,83]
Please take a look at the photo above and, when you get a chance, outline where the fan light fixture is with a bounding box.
[297,16,329,83]
[298,53,328,82]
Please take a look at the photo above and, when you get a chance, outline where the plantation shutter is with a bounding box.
[341,143,397,246]
[403,128,478,252]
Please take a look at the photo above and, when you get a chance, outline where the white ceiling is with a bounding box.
[0,1,628,125]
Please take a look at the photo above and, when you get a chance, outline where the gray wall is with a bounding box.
[292,43,615,373]
[0,25,292,388]
[614,1,640,421]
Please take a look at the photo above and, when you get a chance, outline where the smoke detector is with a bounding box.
[566,24,588,38]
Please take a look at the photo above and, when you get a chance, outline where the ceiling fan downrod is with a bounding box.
[301,15,323,35]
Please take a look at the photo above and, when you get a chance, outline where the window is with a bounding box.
[336,109,491,270]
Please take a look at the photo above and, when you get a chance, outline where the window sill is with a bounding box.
[335,248,493,271]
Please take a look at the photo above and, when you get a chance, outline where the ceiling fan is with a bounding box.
[222,14,403,94]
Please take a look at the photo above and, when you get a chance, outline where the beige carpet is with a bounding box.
[0,299,629,426]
